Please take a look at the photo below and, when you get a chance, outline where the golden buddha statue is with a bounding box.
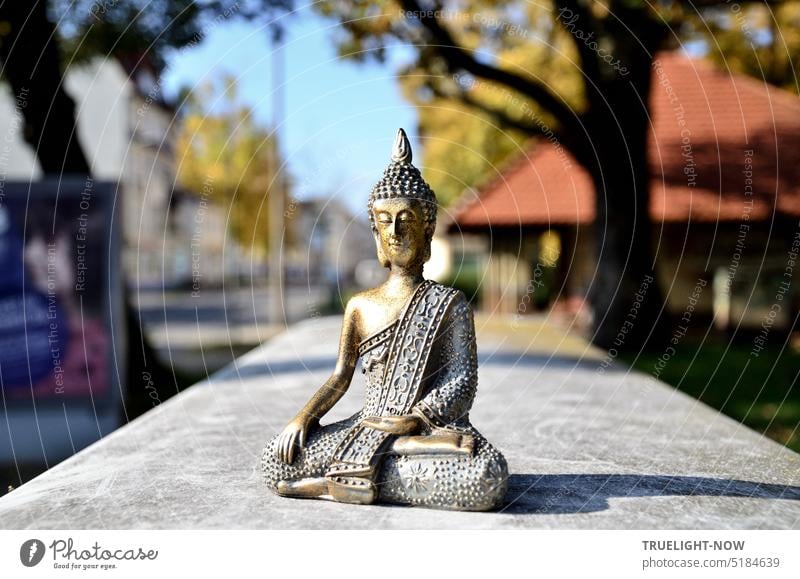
[261,129,508,511]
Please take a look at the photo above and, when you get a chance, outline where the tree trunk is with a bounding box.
[586,123,669,351]
[580,14,671,352]
[0,3,90,174]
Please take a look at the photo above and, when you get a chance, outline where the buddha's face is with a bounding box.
[372,197,429,269]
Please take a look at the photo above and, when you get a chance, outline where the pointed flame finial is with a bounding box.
[391,128,412,164]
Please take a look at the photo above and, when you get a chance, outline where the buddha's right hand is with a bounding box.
[277,416,311,464]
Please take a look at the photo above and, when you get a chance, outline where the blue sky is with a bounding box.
[162,8,417,213]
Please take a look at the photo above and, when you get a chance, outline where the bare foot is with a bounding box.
[275,477,329,498]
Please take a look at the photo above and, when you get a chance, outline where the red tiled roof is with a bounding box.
[454,52,800,228]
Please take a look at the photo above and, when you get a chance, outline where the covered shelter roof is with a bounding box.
[453,52,800,230]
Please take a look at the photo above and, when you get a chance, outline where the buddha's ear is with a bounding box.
[374,231,390,268]
[422,233,432,264]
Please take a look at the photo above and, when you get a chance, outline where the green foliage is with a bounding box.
[621,339,800,452]
[174,76,285,255]
[315,0,587,206]
[50,0,291,71]
[687,2,800,94]
[443,256,484,305]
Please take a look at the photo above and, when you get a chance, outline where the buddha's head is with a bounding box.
[368,129,437,269]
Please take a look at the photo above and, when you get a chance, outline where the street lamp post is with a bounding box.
[268,28,286,326]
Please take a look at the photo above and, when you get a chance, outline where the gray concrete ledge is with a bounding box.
[1,316,799,529]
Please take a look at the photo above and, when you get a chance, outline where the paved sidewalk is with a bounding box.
[1,316,799,529]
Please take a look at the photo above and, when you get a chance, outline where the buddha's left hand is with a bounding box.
[361,414,422,435]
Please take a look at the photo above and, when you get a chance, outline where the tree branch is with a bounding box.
[552,0,602,84]
[398,0,584,140]
[424,78,572,147]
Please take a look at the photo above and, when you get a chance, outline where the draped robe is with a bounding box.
[261,281,508,511]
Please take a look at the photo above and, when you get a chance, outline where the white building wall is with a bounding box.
[63,58,132,181]
[0,84,43,182]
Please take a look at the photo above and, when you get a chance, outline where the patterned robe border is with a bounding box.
[325,281,459,480]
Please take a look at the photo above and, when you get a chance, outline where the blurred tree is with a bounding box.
[175,77,282,256]
[396,1,583,205]
[315,0,793,351]
[686,1,800,93]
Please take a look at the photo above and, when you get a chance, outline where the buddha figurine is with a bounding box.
[261,129,508,511]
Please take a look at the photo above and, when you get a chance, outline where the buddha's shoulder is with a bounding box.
[427,280,466,298]
[427,282,473,315]
[345,282,470,315]
[346,287,382,308]
[343,287,384,318]
[428,280,461,295]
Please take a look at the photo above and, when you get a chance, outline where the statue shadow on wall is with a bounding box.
[501,474,800,515]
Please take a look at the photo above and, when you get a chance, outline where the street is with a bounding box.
[134,284,330,376]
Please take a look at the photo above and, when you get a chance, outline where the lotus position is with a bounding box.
[261,129,508,511]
